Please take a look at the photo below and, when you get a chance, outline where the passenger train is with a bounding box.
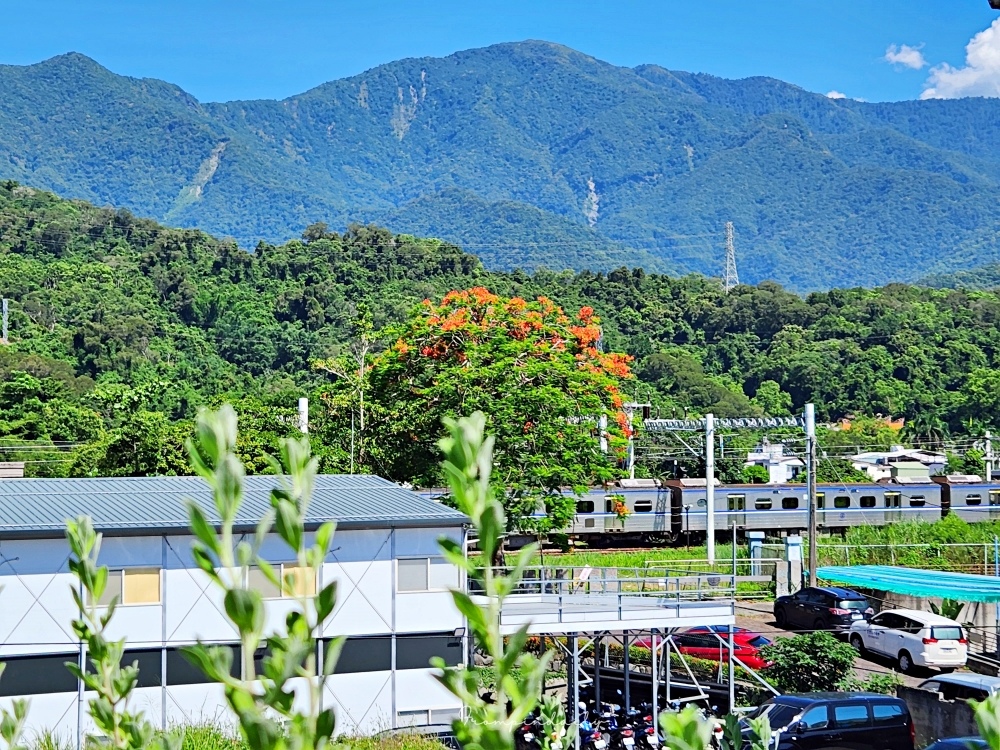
[561,475,1000,544]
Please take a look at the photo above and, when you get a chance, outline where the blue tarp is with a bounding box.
[817,565,1000,603]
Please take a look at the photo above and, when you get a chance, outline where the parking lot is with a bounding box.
[736,601,925,688]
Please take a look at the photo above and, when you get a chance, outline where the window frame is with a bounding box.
[247,562,318,600]
[91,567,162,607]
[834,496,851,509]
[396,556,456,593]
[754,497,772,511]
[781,497,800,510]
[859,496,876,508]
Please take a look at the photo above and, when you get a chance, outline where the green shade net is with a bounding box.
[817,565,1000,603]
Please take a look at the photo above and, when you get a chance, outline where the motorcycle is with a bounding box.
[516,710,541,750]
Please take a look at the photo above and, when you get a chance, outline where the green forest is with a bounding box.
[4,43,1000,289]
[1,181,998,484]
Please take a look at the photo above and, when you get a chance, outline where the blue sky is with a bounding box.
[3,0,1000,103]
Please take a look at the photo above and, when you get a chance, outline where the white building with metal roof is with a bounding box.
[0,474,469,743]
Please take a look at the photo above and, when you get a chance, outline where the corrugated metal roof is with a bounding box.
[0,474,467,538]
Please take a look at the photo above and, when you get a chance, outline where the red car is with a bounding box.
[635,627,773,670]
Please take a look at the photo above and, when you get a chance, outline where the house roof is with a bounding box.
[0,474,468,539]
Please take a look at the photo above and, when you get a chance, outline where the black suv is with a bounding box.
[743,693,914,750]
[774,586,873,631]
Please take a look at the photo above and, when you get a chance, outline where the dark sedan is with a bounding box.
[774,586,873,631]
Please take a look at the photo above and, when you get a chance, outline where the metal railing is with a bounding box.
[471,566,739,600]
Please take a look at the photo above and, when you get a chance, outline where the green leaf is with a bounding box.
[224,588,264,636]
[316,581,338,622]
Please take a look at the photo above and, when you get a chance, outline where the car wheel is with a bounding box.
[813,618,826,632]
[898,650,914,674]
[775,608,787,628]
[939,667,956,674]
[850,634,865,654]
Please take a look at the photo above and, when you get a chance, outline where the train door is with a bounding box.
[727,493,746,527]
[884,491,902,522]
[990,490,1000,520]
[816,492,826,527]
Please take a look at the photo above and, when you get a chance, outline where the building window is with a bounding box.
[834,496,851,509]
[333,636,392,674]
[166,645,240,685]
[396,634,464,670]
[94,568,161,607]
[860,496,876,508]
[247,564,316,599]
[967,494,983,506]
[398,558,456,592]
[0,653,78,696]
[576,500,595,513]
[782,497,799,510]
[633,500,653,513]
[754,498,772,510]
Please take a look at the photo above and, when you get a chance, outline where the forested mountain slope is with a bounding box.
[3,43,1000,289]
[2,183,1000,478]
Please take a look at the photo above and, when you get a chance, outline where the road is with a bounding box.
[735,601,925,688]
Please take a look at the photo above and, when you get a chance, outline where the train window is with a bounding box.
[754,497,772,510]
[884,492,901,508]
[860,496,876,508]
[782,497,799,510]
[834,496,851,509]
[576,500,595,513]
[697,499,707,508]
[967,494,983,506]
[908,496,926,507]
[990,491,1000,507]
[605,499,614,513]
[634,500,653,513]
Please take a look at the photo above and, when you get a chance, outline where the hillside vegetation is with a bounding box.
[3,43,1000,289]
[2,182,1000,479]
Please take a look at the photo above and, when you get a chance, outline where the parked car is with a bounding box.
[774,586,873,631]
[918,672,1000,702]
[849,608,968,673]
[635,627,773,669]
[923,739,988,750]
[742,693,914,750]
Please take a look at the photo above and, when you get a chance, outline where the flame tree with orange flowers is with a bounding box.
[360,286,634,533]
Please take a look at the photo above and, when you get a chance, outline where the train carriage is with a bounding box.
[936,475,1000,523]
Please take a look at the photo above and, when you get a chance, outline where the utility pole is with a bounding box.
[723,222,739,293]
[623,402,650,479]
[297,397,309,435]
[706,412,716,565]
[1,298,7,344]
[987,431,995,481]
[806,403,818,587]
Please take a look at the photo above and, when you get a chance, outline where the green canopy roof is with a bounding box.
[817,565,1000,603]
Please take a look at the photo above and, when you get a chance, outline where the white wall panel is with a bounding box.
[164,684,236,729]
[395,592,463,633]
[323,561,393,636]
[395,668,462,712]
[4,692,78,744]
[324,670,393,735]
[0,569,77,656]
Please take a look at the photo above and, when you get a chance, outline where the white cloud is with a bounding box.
[826,90,847,99]
[885,43,927,70]
[921,19,1000,99]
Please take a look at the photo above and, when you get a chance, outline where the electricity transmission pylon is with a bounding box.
[723,221,739,293]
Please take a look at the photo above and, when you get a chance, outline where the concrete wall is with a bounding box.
[898,685,979,748]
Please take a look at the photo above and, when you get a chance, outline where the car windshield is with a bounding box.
[749,702,800,729]
[932,626,963,641]
[839,600,868,610]
[747,636,771,648]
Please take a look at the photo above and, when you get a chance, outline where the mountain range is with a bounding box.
[3,41,1000,289]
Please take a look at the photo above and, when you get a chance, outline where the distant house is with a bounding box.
[745,440,804,484]
[850,445,946,481]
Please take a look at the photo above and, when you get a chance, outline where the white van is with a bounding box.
[848,608,967,673]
